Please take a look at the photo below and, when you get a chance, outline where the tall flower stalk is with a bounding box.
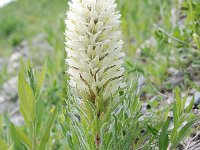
[65,0,124,146]
[65,0,125,104]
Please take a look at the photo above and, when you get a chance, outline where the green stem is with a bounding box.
[154,24,197,49]
[95,111,101,149]
[32,121,37,150]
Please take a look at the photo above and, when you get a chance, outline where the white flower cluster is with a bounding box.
[65,0,125,103]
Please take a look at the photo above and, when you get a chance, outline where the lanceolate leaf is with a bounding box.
[16,128,32,148]
[39,107,57,150]
[36,62,47,99]
[172,117,200,148]
[185,96,195,113]
[174,87,181,118]
[10,123,26,150]
[159,117,170,150]
[173,102,178,126]
[147,124,158,136]
[18,72,35,122]
[19,103,29,126]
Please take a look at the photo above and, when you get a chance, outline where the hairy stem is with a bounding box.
[32,121,37,150]
[95,110,101,148]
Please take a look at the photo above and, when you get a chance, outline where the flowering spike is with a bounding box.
[65,0,125,103]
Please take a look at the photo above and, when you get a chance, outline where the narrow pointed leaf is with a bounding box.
[159,117,170,150]
[18,72,35,122]
[39,107,57,150]
[36,62,47,98]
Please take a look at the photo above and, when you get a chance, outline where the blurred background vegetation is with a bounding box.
[0,0,173,99]
[1,0,199,87]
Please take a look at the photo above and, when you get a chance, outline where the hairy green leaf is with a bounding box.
[172,117,200,148]
[18,72,35,122]
[39,107,57,150]
[159,117,170,150]
[36,62,47,99]
[185,96,194,113]
[10,123,26,150]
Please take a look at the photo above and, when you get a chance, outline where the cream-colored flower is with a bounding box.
[65,0,125,103]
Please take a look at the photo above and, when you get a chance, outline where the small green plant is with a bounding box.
[0,61,58,150]
[60,81,143,150]
[159,87,198,149]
